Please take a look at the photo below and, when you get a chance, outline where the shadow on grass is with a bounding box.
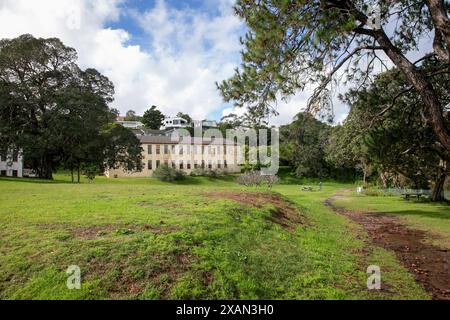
[390,209,450,221]
[0,177,72,184]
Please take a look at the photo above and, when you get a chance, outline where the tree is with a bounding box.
[280,113,331,178]
[125,110,141,121]
[100,123,144,174]
[218,0,450,153]
[142,106,165,130]
[0,34,142,179]
[176,112,192,124]
[340,66,450,201]
[325,118,371,184]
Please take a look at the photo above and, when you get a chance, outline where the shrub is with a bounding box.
[191,168,227,177]
[236,171,280,188]
[266,175,280,189]
[153,165,185,182]
[81,163,100,183]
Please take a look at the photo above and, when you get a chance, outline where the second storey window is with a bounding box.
[148,145,152,155]
[179,146,184,155]
[164,145,169,154]
[156,160,160,168]
[156,145,161,155]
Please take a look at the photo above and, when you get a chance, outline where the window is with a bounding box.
[156,145,161,155]
[187,161,191,170]
[224,160,228,169]
[156,160,160,168]
[12,170,18,177]
[217,161,221,169]
[194,161,198,169]
[1,170,6,176]
[201,160,205,169]
[179,161,184,170]
[148,160,152,170]
[148,145,152,155]
[172,161,176,169]
[208,161,212,169]
[171,145,175,154]
[164,145,169,154]
[179,146,184,155]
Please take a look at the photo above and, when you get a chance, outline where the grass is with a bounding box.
[0,173,432,300]
[332,190,450,249]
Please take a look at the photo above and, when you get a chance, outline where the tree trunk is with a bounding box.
[431,161,447,201]
[39,156,53,180]
[373,29,450,153]
[432,172,446,201]
[77,166,80,183]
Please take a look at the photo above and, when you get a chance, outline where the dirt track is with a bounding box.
[326,191,450,300]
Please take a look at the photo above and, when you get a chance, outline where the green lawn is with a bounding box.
[0,174,431,299]
[332,191,450,249]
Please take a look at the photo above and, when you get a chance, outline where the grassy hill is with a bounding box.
[0,174,436,299]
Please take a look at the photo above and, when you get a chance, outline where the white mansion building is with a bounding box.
[106,133,242,178]
[0,150,23,178]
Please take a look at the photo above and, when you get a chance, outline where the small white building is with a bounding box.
[0,149,23,178]
[116,120,144,129]
[161,117,190,130]
[194,120,218,129]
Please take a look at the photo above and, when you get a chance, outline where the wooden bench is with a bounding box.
[401,192,429,201]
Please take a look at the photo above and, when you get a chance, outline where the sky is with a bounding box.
[0,0,433,126]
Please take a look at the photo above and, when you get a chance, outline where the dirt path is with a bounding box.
[325,190,450,300]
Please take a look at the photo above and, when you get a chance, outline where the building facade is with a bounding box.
[106,135,242,178]
[0,149,23,178]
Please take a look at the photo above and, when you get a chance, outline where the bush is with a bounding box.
[153,165,185,182]
[81,163,100,183]
[236,171,280,188]
[190,168,227,177]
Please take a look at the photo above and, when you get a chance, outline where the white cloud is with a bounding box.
[0,0,434,126]
[0,0,244,120]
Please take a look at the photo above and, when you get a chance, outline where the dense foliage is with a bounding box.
[0,35,143,180]
[219,0,450,152]
[153,165,186,182]
[142,105,165,130]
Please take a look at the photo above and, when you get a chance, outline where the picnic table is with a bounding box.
[401,190,431,200]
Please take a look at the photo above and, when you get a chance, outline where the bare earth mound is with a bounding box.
[207,191,306,231]
[326,191,450,300]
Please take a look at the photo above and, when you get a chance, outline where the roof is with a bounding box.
[139,135,237,145]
